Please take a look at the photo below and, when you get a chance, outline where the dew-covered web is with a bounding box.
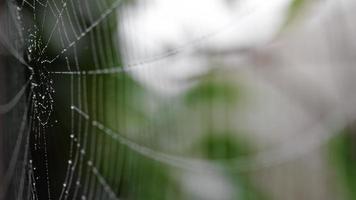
[0,0,341,199]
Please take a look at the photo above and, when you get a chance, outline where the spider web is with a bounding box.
[0,0,340,199]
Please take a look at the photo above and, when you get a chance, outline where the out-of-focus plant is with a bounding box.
[181,71,267,199]
[329,128,356,200]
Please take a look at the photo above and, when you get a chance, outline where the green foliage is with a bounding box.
[185,75,241,106]
[197,133,267,200]
[183,73,267,199]
[283,0,306,28]
[199,132,250,160]
[328,129,356,199]
[118,150,180,200]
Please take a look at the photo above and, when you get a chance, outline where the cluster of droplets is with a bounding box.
[29,64,55,199]
[31,66,55,126]
[26,25,44,63]
[25,24,55,126]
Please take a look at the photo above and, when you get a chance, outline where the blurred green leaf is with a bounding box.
[328,129,356,199]
[197,133,268,200]
[198,132,250,160]
[121,151,180,200]
[283,0,306,28]
[185,78,241,106]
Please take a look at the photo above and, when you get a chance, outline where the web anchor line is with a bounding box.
[71,106,218,172]
[48,1,269,76]
[43,0,265,66]
[59,107,120,200]
[0,90,33,199]
[37,0,69,61]
[0,80,30,114]
[71,104,344,174]
[41,0,125,64]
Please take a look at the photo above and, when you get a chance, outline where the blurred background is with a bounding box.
[0,0,356,199]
